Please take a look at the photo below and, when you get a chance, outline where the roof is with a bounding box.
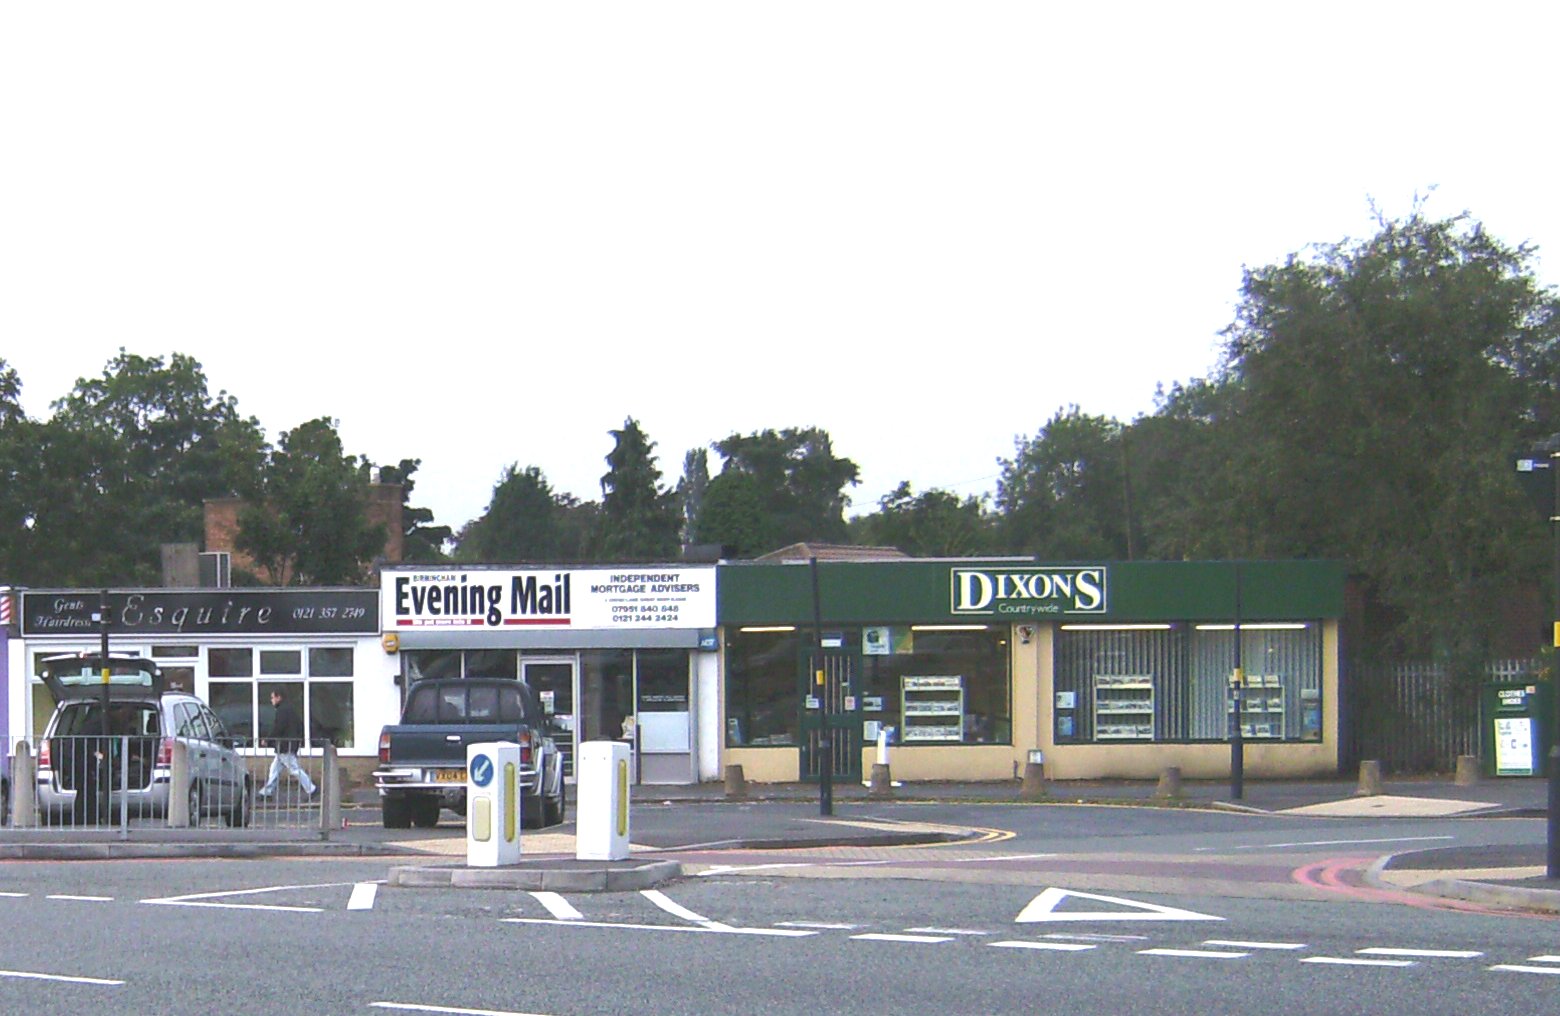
[754,542,910,563]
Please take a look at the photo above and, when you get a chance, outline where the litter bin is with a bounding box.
[1480,680,1553,777]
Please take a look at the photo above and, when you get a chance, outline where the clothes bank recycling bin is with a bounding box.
[1481,681,1553,778]
[466,741,521,867]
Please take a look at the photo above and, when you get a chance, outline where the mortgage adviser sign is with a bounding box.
[385,567,716,630]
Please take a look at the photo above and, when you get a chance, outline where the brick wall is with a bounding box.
[204,484,404,584]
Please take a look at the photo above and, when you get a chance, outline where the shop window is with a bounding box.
[1053,623,1322,743]
[208,647,253,678]
[208,682,256,747]
[309,647,354,677]
[464,649,518,679]
[724,629,801,747]
[261,649,302,675]
[860,626,1011,745]
[309,682,354,747]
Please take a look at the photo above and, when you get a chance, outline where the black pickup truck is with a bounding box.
[373,678,567,830]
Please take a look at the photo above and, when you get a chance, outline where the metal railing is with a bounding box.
[3,735,341,837]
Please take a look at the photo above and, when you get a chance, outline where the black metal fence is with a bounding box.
[1346,657,1540,774]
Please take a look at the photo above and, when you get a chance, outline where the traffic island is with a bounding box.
[388,858,682,892]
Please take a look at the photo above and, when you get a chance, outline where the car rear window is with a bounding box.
[54,702,161,737]
[402,682,535,724]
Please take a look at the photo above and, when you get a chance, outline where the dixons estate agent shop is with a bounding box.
[718,559,1344,783]
[381,565,718,785]
[10,589,385,758]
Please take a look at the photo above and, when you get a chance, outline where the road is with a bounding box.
[1,802,1555,1014]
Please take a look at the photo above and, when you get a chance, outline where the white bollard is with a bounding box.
[466,741,522,867]
[576,740,631,861]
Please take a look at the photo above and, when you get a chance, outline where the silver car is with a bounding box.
[35,654,252,827]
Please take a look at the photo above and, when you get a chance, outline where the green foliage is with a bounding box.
[374,458,453,563]
[848,482,996,556]
[235,418,386,585]
[997,407,1131,558]
[456,464,598,562]
[598,418,681,561]
[676,447,710,546]
[707,427,859,552]
[695,471,776,558]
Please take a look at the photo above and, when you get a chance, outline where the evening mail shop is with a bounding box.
[719,559,1345,783]
[381,565,718,785]
[7,588,386,764]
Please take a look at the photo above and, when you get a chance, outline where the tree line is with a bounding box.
[3,209,1557,676]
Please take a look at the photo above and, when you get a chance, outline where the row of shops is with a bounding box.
[1,558,1346,785]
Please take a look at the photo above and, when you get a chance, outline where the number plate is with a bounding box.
[433,768,467,784]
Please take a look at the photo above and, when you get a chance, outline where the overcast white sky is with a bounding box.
[4,3,1557,534]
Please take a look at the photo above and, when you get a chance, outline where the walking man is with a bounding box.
[259,688,317,799]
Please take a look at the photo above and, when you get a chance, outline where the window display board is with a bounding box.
[901,675,964,742]
[1229,674,1285,738]
[1092,674,1153,740]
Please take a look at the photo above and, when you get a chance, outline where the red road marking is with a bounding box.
[1290,856,1539,917]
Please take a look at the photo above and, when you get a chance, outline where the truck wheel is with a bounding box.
[411,798,441,828]
[522,790,545,830]
[544,784,564,826]
[381,794,413,829]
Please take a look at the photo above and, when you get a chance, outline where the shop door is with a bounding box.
[522,659,577,780]
[580,651,637,785]
[799,649,862,782]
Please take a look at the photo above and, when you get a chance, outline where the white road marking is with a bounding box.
[142,880,350,913]
[1526,955,1560,963]
[1043,932,1149,942]
[0,969,124,985]
[371,1003,554,1016]
[1198,835,1454,852]
[529,892,582,921]
[1358,947,1481,959]
[1491,964,1560,976]
[852,933,953,944]
[640,889,730,929]
[347,883,379,911]
[991,941,1096,952]
[46,894,112,902]
[695,863,811,877]
[1301,957,1415,968]
[1139,948,1248,959]
[776,921,860,930]
[503,918,815,937]
[0,892,28,898]
[905,927,991,936]
[1204,940,1307,951]
[1017,888,1223,924]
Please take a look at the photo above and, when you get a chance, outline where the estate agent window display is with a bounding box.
[723,624,1012,748]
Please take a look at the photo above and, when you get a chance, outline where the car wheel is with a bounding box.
[0,778,9,827]
[544,780,565,826]
[381,794,413,829]
[187,782,203,827]
[227,778,252,828]
[410,798,441,828]
[522,787,545,830]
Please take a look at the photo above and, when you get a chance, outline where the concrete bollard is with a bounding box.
[1454,754,1479,787]
[1154,765,1183,800]
[167,740,191,827]
[724,764,747,800]
[11,742,35,827]
[867,763,895,800]
[1018,761,1047,801]
[1356,759,1383,797]
[319,743,341,837]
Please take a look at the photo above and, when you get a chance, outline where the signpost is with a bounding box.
[1516,452,1560,879]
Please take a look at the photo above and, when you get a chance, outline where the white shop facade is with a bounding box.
[381,564,719,785]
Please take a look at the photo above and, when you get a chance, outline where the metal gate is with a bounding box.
[799,649,861,782]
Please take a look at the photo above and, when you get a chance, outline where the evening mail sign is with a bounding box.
[950,566,1107,616]
[385,567,715,631]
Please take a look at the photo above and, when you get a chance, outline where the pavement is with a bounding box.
[2,772,1556,908]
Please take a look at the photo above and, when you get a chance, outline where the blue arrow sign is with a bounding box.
[470,753,494,788]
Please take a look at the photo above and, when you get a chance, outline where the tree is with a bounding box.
[676,447,710,547]
[598,418,681,560]
[31,350,265,584]
[1211,210,1560,666]
[707,427,859,551]
[456,464,597,562]
[236,418,386,585]
[694,470,775,559]
[849,482,995,556]
[997,407,1132,558]
[373,458,452,562]
[0,359,41,582]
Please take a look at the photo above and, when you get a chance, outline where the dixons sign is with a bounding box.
[951,566,1107,616]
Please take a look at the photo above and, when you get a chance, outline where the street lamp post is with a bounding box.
[1549,453,1560,879]
[1230,563,1244,801]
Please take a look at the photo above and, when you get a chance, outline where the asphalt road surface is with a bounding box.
[2,802,1555,1015]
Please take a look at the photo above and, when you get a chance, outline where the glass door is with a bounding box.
[522,659,577,780]
[580,650,637,785]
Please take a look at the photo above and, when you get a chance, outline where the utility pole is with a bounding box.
[1230,563,1244,801]
[809,557,833,817]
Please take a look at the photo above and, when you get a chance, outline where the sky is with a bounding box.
[4,3,1558,534]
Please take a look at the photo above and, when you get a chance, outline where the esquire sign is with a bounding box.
[950,566,1107,616]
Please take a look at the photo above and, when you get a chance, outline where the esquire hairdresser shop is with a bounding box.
[380,565,719,786]
[719,559,1344,784]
